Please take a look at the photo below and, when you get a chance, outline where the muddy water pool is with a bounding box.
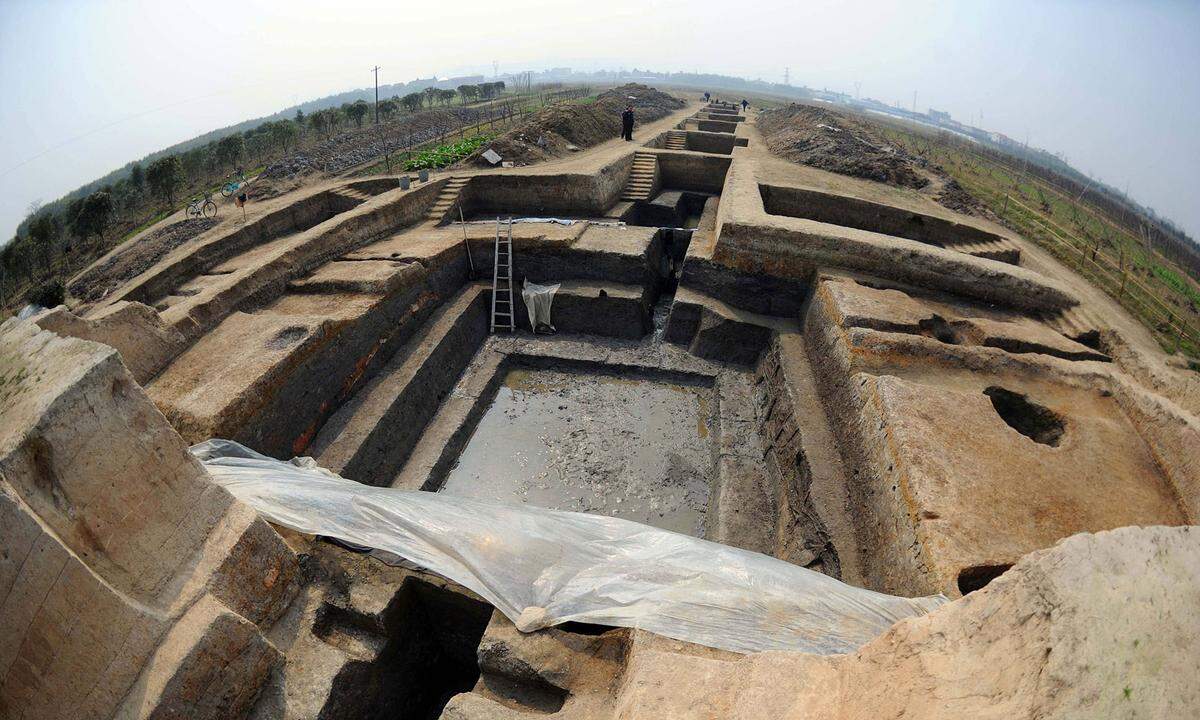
[440,367,715,536]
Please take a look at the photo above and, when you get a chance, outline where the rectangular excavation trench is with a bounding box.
[431,360,718,537]
[758,183,1006,249]
[648,130,748,155]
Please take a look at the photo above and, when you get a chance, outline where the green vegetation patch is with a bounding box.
[404,135,493,171]
[1152,265,1200,306]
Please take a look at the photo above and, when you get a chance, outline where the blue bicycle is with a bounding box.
[221,169,247,197]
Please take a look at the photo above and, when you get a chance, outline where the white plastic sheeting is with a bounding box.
[16,304,46,320]
[192,440,946,655]
[521,280,559,331]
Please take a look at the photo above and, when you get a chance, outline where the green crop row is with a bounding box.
[403,135,493,171]
[1152,265,1200,306]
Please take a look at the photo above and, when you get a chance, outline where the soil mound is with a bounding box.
[466,84,684,167]
[936,177,986,215]
[758,104,931,189]
[69,217,220,303]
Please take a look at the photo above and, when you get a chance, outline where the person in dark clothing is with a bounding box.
[704,91,711,102]
[741,98,749,111]
[621,105,635,141]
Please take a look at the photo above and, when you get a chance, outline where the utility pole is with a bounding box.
[784,67,789,86]
[372,66,381,124]
[854,81,861,99]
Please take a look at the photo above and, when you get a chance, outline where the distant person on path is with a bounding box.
[704,91,711,102]
[621,105,635,141]
[741,99,749,111]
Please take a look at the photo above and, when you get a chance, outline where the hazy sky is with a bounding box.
[1,0,1198,242]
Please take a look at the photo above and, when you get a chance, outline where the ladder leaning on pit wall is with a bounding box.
[491,217,515,333]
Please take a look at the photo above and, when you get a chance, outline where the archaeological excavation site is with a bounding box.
[3,88,1197,720]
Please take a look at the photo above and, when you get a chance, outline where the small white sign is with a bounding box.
[482,148,502,165]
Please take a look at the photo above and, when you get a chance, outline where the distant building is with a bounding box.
[929,109,951,123]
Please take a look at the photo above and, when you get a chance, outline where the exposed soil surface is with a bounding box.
[440,366,714,536]
[69,217,220,303]
[464,84,685,167]
[935,177,987,214]
[759,104,930,189]
[759,103,989,216]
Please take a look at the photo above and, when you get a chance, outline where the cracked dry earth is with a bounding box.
[3,95,1198,720]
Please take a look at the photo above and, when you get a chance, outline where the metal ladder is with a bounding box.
[490,217,515,333]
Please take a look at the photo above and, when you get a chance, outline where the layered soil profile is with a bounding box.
[8,86,1199,720]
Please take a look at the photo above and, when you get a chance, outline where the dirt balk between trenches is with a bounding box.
[464,84,685,167]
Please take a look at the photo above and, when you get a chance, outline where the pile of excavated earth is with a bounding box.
[3,89,1198,720]
[757,103,986,215]
[467,84,685,166]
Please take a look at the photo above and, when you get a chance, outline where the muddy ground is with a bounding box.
[758,103,988,216]
[69,217,220,303]
[440,366,714,536]
[464,84,685,167]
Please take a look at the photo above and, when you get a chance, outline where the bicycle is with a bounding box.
[187,193,217,218]
[221,169,247,197]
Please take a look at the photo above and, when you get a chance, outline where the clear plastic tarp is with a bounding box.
[16,304,46,320]
[192,439,946,655]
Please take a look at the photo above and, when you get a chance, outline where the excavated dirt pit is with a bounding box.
[627,191,712,229]
[438,365,716,536]
[758,183,1004,249]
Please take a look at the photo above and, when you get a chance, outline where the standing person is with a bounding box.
[704,91,711,102]
[621,105,635,141]
[741,98,749,112]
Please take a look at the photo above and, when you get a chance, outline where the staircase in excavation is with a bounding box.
[330,187,370,204]
[1037,305,1105,344]
[425,177,469,224]
[665,130,687,150]
[620,153,658,202]
[951,237,1022,265]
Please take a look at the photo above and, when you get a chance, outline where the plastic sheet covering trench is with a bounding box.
[192,439,946,655]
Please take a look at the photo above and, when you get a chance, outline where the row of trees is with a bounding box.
[2,80,512,306]
[1,113,310,301]
[299,82,508,139]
